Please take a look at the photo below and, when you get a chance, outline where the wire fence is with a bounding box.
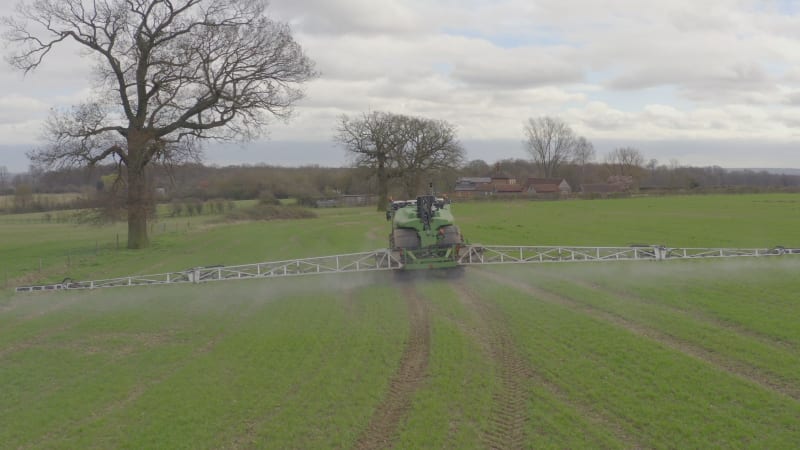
[0,208,229,225]
[1,220,204,289]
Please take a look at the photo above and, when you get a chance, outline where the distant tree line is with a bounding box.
[3,157,799,215]
[462,157,800,193]
[4,112,800,215]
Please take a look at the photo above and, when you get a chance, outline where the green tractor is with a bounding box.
[386,193,464,271]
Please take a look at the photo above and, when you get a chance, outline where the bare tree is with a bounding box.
[0,166,8,191]
[335,112,404,211]
[393,116,464,198]
[336,112,463,208]
[3,0,316,248]
[572,137,595,166]
[572,136,595,185]
[646,158,659,174]
[523,116,578,178]
[462,159,490,177]
[605,147,645,177]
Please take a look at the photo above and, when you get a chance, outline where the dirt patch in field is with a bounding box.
[474,268,800,402]
[355,284,430,450]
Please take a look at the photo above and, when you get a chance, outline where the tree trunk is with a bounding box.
[543,160,554,178]
[126,163,150,249]
[126,132,152,249]
[376,156,388,211]
[403,173,420,199]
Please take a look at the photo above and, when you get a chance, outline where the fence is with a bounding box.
[1,219,203,288]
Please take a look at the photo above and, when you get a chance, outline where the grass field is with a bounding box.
[2,193,800,448]
[3,193,799,287]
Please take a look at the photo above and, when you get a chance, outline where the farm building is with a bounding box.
[523,178,572,196]
[494,184,524,195]
[489,173,517,186]
[525,183,560,198]
[453,174,522,198]
[454,176,495,198]
[454,177,492,193]
[454,175,571,198]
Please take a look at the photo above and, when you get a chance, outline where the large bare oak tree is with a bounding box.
[336,112,404,211]
[335,112,463,210]
[393,115,464,199]
[3,0,316,248]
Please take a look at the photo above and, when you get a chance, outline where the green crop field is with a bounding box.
[2,193,800,448]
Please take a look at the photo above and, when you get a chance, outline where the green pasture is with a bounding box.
[454,193,800,247]
[2,193,799,287]
[1,276,408,448]
[469,260,800,448]
[2,193,800,448]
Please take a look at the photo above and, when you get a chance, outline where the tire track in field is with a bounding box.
[449,282,530,449]
[450,281,643,449]
[474,269,800,402]
[355,284,430,450]
[547,273,800,353]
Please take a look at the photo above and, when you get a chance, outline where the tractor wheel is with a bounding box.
[439,225,462,245]
[392,229,420,249]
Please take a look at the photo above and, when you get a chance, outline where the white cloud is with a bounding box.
[1,0,799,170]
[270,0,423,36]
[0,95,48,122]
[0,119,45,145]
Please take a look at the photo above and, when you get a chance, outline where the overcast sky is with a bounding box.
[1,0,799,172]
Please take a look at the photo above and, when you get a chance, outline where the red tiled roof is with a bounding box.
[528,183,559,193]
[525,178,564,185]
[495,184,524,193]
